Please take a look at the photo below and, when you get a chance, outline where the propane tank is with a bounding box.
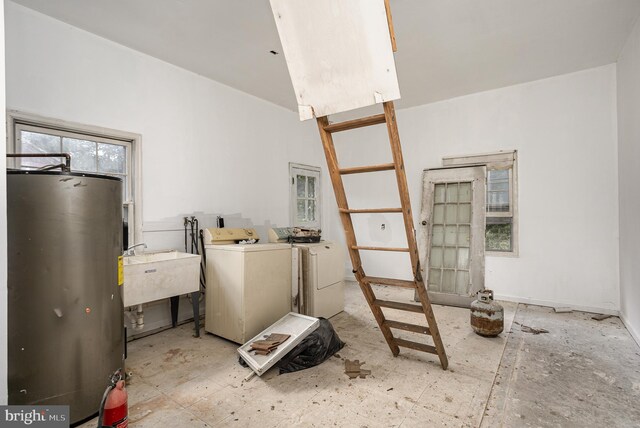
[470,289,504,337]
[99,370,128,428]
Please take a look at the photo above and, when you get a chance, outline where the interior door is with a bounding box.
[416,166,486,307]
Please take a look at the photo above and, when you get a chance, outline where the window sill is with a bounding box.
[486,250,519,258]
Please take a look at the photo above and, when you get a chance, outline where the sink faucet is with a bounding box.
[124,243,147,256]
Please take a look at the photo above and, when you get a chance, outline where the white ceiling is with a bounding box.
[10,0,640,111]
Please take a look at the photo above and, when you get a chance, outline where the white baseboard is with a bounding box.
[344,278,620,314]
[344,278,620,315]
[493,293,619,316]
[344,275,639,347]
[620,312,640,348]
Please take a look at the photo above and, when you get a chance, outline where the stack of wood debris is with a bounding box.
[249,333,291,356]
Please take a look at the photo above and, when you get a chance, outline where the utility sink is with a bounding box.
[122,250,201,307]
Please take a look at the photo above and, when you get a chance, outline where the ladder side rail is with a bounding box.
[414,279,449,369]
[382,101,449,370]
[316,116,400,356]
[382,101,421,275]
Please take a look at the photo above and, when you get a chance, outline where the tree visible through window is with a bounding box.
[297,174,317,223]
[19,130,128,199]
[9,113,140,247]
[485,168,513,251]
[442,151,518,255]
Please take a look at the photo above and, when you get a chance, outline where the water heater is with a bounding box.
[7,168,124,424]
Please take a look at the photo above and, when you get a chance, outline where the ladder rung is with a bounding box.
[340,163,395,175]
[352,246,409,252]
[364,276,415,289]
[395,338,438,355]
[340,208,403,214]
[375,299,424,313]
[323,114,386,133]
[385,320,431,335]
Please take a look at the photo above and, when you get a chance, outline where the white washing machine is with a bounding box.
[204,228,292,344]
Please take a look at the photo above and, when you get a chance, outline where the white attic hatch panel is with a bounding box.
[269,0,401,121]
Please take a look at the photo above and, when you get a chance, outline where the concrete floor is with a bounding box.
[80,282,639,427]
[482,304,640,427]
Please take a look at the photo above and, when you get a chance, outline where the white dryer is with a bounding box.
[296,242,345,319]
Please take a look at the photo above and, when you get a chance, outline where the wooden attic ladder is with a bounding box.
[317,101,448,369]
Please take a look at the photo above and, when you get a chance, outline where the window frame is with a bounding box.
[289,163,321,229]
[442,150,519,257]
[7,111,143,246]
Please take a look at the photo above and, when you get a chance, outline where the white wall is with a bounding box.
[0,0,7,406]
[3,1,623,343]
[3,2,324,334]
[617,17,640,344]
[331,65,620,314]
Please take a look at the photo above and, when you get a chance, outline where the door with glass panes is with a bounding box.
[417,166,486,307]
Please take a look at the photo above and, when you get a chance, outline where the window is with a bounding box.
[8,111,142,247]
[290,163,321,228]
[442,151,518,255]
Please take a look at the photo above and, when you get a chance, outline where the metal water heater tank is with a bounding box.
[7,165,124,424]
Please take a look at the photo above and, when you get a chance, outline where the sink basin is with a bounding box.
[122,250,201,307]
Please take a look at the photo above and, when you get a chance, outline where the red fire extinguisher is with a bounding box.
[98,369,128,428]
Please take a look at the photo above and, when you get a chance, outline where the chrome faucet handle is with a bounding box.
[125,243,147,256]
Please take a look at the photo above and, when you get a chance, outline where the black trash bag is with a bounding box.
[276,318,345,374]
[238,318,345,374]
